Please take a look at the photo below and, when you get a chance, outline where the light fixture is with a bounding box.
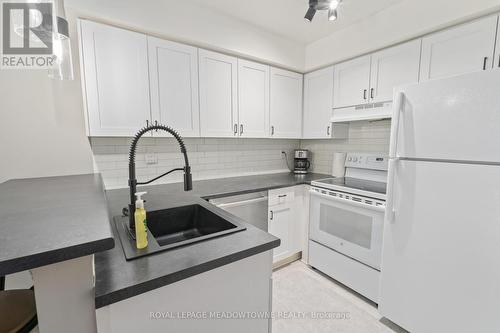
[304,7,316,22]
[328,8,338,21]
[304,0,342,22]
[329,0,340,9]
[48,0,74,80]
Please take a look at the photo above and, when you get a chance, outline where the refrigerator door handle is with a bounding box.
[389,92,405,158]
[386,158,398,223]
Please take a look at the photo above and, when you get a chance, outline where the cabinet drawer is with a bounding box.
[268,189,294,206]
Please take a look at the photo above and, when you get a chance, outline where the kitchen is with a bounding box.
[1,0,500,332]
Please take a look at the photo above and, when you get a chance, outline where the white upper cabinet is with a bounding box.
[494,16,500,70]
[303,66,348,139]
[333,55,371,108]
[369,40,422,103]
[270,68,303,138]
[79,20,151,136]
[303,66,334,138]
[237,59,270,138]
[420,15,498,82]
[148,37,200,137]
[199,49,238,137]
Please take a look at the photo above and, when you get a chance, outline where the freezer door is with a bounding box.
[391,70,500,162]
[379,160,500,333]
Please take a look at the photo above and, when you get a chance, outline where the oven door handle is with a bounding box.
[309,189,385,213]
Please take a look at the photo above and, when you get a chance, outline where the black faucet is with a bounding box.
[126,123,193,230]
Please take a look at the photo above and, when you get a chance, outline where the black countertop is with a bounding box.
[0,174,115,276]
[96,172,329,308]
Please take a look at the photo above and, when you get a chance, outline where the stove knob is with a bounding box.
[353,157,358,162]
[348,157,352,162]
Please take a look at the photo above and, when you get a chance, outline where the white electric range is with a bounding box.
[308,152,388,303]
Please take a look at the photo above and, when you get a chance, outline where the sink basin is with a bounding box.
[115,204,246,260]
[147,204,240,246]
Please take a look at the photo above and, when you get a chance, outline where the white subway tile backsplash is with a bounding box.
[91,137,299,189]
[300,120,391,175]
[90,121,391,189]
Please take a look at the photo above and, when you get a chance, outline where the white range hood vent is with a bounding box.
[331,101,393,123]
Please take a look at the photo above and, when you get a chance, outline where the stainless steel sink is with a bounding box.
[115,204,246,260]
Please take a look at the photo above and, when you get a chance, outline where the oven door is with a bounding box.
[309,188,385,270]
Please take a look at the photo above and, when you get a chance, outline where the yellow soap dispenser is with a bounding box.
[134,191,148,249]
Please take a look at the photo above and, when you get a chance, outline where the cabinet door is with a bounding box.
[303,66,334,139]
[199,49,238,137]
[333,55,371,108]
[269,68,303,138]
[494,15,500,70]
[268,206,292,261]
[79,20,151,136]
[369,40,421,103]
[148,37,200,137]
[237,59,270,138]
[420,16,498,82]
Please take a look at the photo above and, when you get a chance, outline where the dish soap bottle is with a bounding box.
[134,191,148,249]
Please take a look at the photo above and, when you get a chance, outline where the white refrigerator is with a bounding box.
[379,70,500,333]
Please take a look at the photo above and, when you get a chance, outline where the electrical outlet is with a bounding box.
[145,153,158,165]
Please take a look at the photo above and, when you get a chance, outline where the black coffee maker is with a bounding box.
[294,149,311,174]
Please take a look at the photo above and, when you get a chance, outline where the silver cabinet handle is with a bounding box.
[154,120,158,132]
[370,88,375,99]
[498,55,500,68]
[269,210,274,220]
[483,57,488,70]
[363,89,367,100]
[240,124,243,135]
[234,124,238,135]
[271,126,275,136]
[327,126,330,136]
[146,119,149,127]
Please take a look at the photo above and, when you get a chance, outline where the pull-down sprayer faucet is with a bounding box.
[126,124,192,230]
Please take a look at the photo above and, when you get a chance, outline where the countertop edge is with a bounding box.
[0,237,115,276]
[95,238,280,309]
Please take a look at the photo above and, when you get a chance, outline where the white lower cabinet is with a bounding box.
[268,186,307,264]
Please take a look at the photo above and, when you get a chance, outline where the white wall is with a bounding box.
[0,63,94,184]
[305,0,500,71]
[65,0,305,71]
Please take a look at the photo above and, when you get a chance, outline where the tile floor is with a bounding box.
[272,261,408,333]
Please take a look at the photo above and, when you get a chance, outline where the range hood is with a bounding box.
[331,101,392,123]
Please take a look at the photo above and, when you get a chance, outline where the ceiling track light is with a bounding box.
[304,7,316,22]
[328,8,338,21]
[304,0,342,22]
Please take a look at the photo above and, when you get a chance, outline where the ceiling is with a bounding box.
[185,0,405,44]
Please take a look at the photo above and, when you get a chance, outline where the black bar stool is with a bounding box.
[0,276,38,333]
